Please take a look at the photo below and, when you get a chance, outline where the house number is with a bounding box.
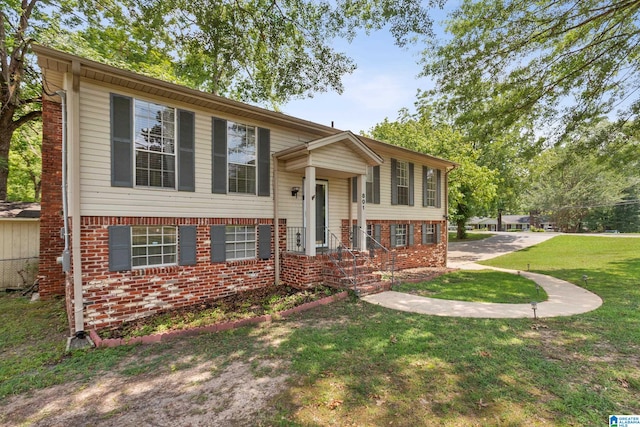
[361,193,366,210]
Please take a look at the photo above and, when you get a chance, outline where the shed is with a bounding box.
[0,202,40,289]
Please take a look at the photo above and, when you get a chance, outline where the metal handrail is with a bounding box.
[327,229,358,291]
[356,226,395,285]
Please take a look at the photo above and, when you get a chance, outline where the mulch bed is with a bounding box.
[98,285,339,340]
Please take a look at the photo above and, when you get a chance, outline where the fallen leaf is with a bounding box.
[390,335,397,344]
[477,398,489,409]
[617,378,630,388]
[327,399,343,410]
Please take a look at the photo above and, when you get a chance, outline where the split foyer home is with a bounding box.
[34,45,456,335]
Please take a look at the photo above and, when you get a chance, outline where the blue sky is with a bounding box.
[282,5,455,134]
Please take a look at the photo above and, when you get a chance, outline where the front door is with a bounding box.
[303,180,328,248]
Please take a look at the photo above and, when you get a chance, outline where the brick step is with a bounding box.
[354,281,392,296]
[322,264,373,277]
[322,271,380,287]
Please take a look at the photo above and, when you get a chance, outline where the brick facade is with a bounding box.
[280,253,327,289]
[75,216,280,330]
[38,99,66,298]
[341,219,447,270]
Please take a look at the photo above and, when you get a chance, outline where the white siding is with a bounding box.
[77,81,316,218]
[353,154,447,222]
[311,142,368,175]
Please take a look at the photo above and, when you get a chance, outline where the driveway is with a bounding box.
[447,232,557,268]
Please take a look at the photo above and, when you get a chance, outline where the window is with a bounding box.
[396,161,409,205]
[131,226,177,267]
[424,223,435,244]
[134,100,176,188]
[425,167,436,207]
[228,122,257,194]
[395,224,408,247]
[225,226,256,260]
[366,166,375,202]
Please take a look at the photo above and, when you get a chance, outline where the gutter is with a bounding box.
[273,154,280,284]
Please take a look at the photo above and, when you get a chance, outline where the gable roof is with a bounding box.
[274,131,383,165]
[33,44,456,168]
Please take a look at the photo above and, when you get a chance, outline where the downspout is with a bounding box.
[273,154,280,284]
[55,91,71,271]
[444,164,457,267]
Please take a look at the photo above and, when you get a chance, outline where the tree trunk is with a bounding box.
[0,106,16,201]
[456,219,467,240]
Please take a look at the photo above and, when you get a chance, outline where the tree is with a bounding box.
[369,107,498,239]
[7,119,41,201]
[525,147,636,232]
[0,0,43,200]
[422,0,640,154]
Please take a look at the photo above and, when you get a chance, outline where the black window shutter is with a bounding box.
[436,169,442,208]
[212,118,227,194]
[111,94,133,187]
[258,224,272,260]
[422,166,428,207]
[257,127,271,196]
[178,110,195,192]
[390,224,397,247]
[422,223,427,245]
[108,225,131,271]
[373,165,380,204]
[408,162,415,206]
[436,224,442,244]
[409,224,415,246]
[211,225,226,262]
[390,158,398,205]
[374,224,381,243]
[179,226,197,266]
[352,177,357,203]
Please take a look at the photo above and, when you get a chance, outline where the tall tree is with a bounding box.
[525,147,636,232]
[422,0,640,153]
[370,107,498,239]
[7,119,41,201]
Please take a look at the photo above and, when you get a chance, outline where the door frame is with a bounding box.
[302,179,329,248]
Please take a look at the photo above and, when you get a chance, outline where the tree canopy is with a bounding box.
[422,0,640,152]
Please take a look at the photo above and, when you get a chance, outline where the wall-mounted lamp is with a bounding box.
[291,187,300,198]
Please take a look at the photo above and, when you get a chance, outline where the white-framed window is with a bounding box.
[366,166,375,202]
[228,121,257,194]
[396,160,409,205]
[425,167,436,207]
[425,223,435,244]
[131,226,177,267]
[134,99,176,188]
[225,225,256,260]
[396,224,408,247]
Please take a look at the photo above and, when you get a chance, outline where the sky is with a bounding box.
[282,6,454,135]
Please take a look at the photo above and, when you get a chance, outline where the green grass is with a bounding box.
[449,232,495,242]
[394,270,548,303]
[2,235,640,426]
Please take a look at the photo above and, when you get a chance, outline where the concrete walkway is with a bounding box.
[363,233,603,319]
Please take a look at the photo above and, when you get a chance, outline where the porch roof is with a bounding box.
[274,131,384,178]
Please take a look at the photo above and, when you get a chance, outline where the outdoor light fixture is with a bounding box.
[582,275,589,286]
[291,187,300,198]
[531,301,538,320]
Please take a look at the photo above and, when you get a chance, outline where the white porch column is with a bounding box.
[357,174,367,251]
[304,166,316,256]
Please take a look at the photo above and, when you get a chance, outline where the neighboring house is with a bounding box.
[0,202,40,289]
[502,215,530,231]
[467,217,497,231]
[34,46,456,334]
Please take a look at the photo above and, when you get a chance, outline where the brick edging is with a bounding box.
[89,291,349,348]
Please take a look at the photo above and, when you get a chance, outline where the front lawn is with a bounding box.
[2,235,639,426]
[394,270,547,303]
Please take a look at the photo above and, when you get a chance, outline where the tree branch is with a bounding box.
[11,109,41,132]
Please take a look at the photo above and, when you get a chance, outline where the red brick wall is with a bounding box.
[80,217,280,330]
[39,99,66,298]
[280,253,326,289]
[341,219,447,270]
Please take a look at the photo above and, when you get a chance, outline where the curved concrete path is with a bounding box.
[363,233,603,319]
